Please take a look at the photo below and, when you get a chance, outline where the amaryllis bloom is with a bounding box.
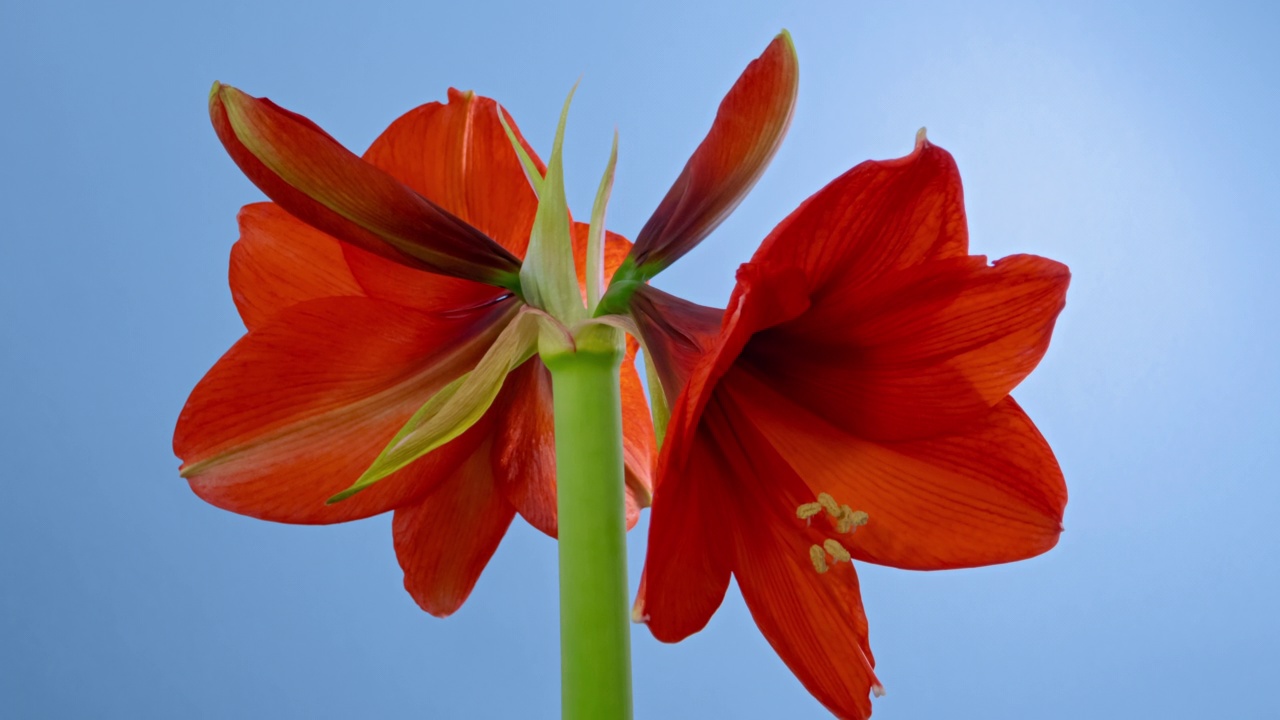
[176,30,800,619]
[631,134,1070,719]
[175,86,656,617]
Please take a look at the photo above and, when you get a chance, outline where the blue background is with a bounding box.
[3,1,1277,717]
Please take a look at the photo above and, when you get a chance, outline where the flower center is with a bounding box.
[795,492,868,573]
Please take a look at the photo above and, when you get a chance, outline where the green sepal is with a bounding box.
[642,350,670,450]
[518,83,586,324]
[498,105,545,198]
[585,130,619,313]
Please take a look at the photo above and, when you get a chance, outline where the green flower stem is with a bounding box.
[545,342,633,720]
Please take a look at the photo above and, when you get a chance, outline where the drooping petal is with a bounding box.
[619,336,655,509]
[628,284,723,405]
[489,358,559,536]
[627,31,799,276]
[210,83,521,288]
[340,243,508,315]
[489,345,652,538]
[393,435,517,618]
[704,399,881,720]
[228,202,365,331]
[744,253,1070,440]
[725,369,1066,570]
[634,418,732,642]
[174,296,516,523]
[751,136,969,298]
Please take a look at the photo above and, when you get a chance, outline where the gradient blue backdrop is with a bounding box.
[3,1,1277,717]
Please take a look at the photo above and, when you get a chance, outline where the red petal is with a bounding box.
[362,88,543,258]
[751,138,969,296]
[725,369,1066,569]
[634,420,732,642]
[490,359,558,536]
[571,222,634,302]
[337,90,546,313]
[210,84,520,286]
[744,253,1070,440]
[629,284,723,405]
[629,32,799,274]
[228,202,365,331]
[490,348,653,538]
[710,398,881,719]
[174,296,515,523]
[620,336,655,510]
[394,434,516,617]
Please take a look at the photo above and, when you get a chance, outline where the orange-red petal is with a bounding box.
[628,32,799,275]
[228,202,365,331]
[728,370,1066,569]
[490,358,559,536]
[701,399,880,720]
[744,253,1070,440]
[490,349,652,538]
[339,89,547,314]
[362,88,543,258]
[634,419,732,642]
[174,296,515,523]
[751,138,969,297]
[619,336,655,511]
[210,84,520,286]
[393,434,516,618]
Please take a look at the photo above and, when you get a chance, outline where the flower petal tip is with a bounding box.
[872,684,887,698]
[324,487,360,505]
[630,599,649,624]
[915,126,928,149]
[776,28,797,55]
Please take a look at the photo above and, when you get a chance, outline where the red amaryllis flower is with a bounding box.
[633,134,1069,719]
[175,86,654,617]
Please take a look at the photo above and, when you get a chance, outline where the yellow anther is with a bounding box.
[835,505,870,534]
[796,502,824,521]
[835,506,855,533]
[817,492,840,517]
[823,538,851,563]
[808,544,829,574]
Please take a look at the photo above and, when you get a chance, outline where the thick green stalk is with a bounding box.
[545,342,633,720]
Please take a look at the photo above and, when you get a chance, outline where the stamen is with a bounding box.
[796,502,823,521]
[823,538,851,563]
[817,492,840,517]
[834,505,870,534]
[808,544,829,574]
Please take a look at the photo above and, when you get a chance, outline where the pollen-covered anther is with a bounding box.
[796,501,824,522]
[808,544,829,574]
[823,538,851,563]
[835,505,870,534]
[817,492,840,517]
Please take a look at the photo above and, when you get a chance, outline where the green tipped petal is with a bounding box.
[328,308,546,503]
